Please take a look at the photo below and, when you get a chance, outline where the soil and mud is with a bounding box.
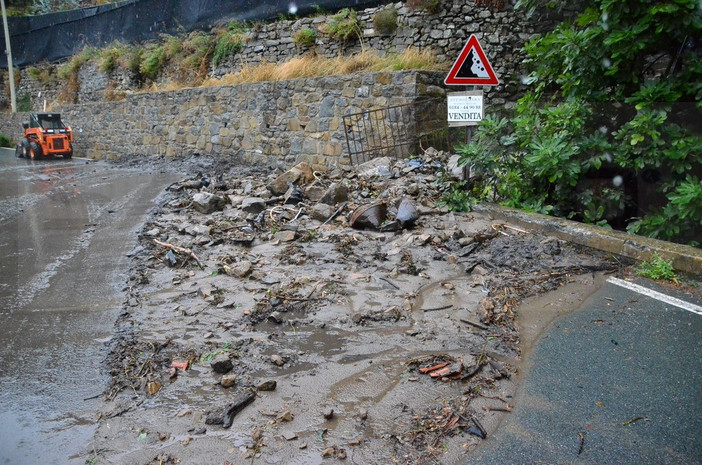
[91,151,626,465]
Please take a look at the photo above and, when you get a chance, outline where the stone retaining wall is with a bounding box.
[1,71,446,168]
[7,1,566,112]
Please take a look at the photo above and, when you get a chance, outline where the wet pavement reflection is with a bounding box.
[0,153,175,464]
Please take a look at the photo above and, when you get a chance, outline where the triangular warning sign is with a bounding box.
[445,34,499,86]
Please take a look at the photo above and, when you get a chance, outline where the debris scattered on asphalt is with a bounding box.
[96,150,622,464]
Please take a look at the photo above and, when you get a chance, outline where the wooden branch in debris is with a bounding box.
[153,239,204,269]
[460,318,489,330]
[422,304,453,313]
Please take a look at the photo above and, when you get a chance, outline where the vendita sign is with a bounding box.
[447,91,483,126]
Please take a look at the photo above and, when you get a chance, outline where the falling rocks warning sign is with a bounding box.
[445,34,499,86]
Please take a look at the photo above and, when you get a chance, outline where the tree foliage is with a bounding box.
[457,0,702,245]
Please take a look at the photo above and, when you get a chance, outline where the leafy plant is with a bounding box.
[139,44,167,80]
[213,22,247,66]
[635,253,677,281]
[322,8,361,41]
[293,27,317,47]
[438,182,474,212]
[373,7,398,35]
[453,0,702,246]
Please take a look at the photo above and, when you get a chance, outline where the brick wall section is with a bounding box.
[0,71,446,168]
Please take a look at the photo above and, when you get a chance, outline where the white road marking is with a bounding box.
[607,277,702,316]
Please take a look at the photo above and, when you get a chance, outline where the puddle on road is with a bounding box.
[0,158,180,465]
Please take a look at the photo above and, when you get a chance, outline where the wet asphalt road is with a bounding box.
[0,152,175,464]
[469,277,702,464]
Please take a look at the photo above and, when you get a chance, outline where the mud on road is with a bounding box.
[93,152,621,465]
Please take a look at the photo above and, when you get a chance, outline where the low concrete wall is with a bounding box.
[476,204,702,276]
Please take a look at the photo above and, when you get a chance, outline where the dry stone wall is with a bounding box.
[8,0,562,111]
[0,71,446,168]
[215,1,552,105]
[0,1,569,167]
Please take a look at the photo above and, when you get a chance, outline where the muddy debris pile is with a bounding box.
[101,150,619,464]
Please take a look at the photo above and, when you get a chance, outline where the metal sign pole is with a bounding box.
[466,85,474,143]
[1,0,16,113]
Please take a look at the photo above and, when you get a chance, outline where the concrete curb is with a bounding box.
[474,204,702,277]
[0,147,16,156]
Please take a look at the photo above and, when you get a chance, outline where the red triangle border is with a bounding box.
[445,34,499,86]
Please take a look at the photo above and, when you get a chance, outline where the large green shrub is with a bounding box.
[454,0,702,246]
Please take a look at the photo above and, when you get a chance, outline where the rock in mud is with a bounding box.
[312,203,334,222]
[319,182,348,205]
[241,197,266,213]
[224,260,252,278]
[273,230,296,242]
[204,390,256,428]
[210,354,233,374]
[221,374,237,388]
[267,162,315,195]
[257,380,277,391]
[478,298,495,324]
[192,192,226,214]
[395,197,419,227]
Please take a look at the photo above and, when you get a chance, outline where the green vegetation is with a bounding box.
[178,31,217,79]
[139,44,167,80]
[26,65,54,84]
[635,253,677,281]
[200,342,233,363]
[17,93,32,111]
[57,46,98,80]
[0,133,12,147]
[437,180,474,212]
[97,42,131,73]
[292,27,317,47]
[322,8,361,41]
[373,7,398,35]
[213,22,247,66]
[452,0,702,246]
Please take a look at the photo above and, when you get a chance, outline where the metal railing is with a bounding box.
[343,99,449,165]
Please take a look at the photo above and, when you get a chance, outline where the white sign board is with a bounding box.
[447,91,483,127]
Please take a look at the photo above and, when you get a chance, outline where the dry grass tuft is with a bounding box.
[195,48,443,90]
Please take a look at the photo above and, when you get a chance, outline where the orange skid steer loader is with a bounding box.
[16,113,74,159]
